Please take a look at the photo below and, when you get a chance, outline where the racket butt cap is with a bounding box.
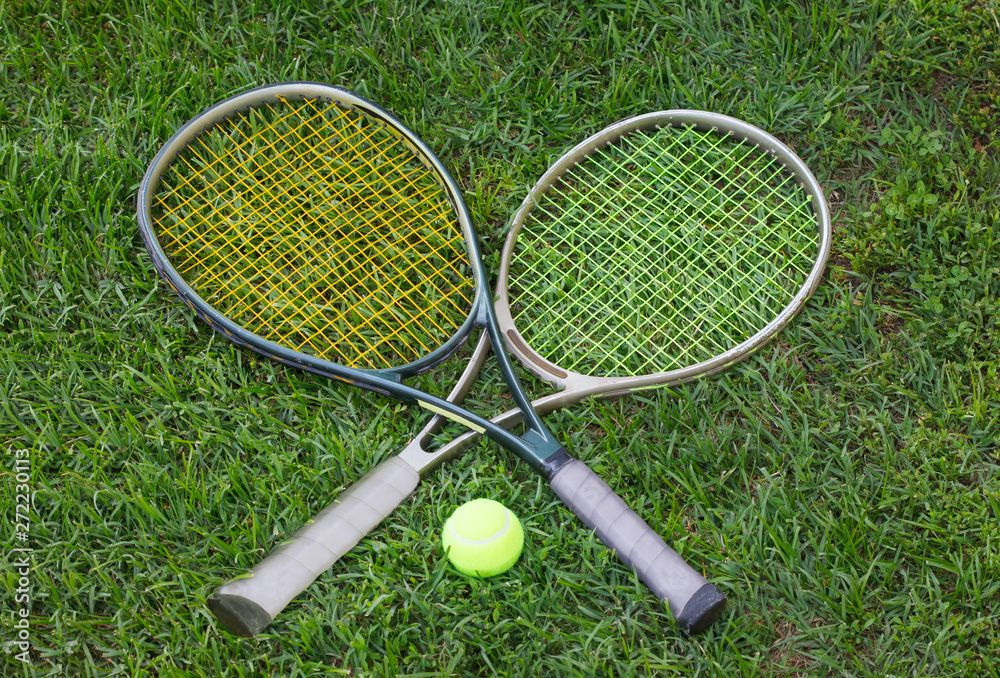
[675,583,727,634]
[207,593,273,638]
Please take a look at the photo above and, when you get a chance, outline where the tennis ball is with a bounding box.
[442,499,524,578]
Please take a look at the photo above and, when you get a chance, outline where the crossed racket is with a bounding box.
[137,82,831,638]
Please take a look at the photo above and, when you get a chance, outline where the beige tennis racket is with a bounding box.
[206,109,831,637]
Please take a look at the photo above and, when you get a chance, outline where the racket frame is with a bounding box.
[496,110,832,399]
[137,81,565,474]
[402,109,832,472]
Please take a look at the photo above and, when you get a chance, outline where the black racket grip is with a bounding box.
[549,460,726,634]
[208,458,420,637]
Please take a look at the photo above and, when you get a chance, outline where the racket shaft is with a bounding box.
[208,457,420,637]
[549,460,726,634]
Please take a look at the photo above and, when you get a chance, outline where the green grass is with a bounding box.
[1,0,998,675]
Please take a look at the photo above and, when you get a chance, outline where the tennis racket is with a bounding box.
[193,96,832,637]
[137,83,765,638]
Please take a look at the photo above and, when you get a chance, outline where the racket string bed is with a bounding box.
[509,125,819,378]
[152,96,474,370]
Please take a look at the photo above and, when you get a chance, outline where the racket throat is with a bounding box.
[478,421,567,477]
[534,441,573,479]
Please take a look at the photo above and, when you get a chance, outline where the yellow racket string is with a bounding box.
[152,97,473,369]
[510,125,819,378]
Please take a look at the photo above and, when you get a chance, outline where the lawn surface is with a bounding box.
[1,1,998,676]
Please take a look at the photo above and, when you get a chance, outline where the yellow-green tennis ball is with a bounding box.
[442,499,524,578]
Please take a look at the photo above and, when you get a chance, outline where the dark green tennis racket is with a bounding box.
[139,84,785,638]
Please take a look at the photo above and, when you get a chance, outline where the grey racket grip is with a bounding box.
[207,457,420,637]
[549,460,726,634]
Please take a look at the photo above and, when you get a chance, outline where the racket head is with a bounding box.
[496,110,831,399]
[138,82,485,381]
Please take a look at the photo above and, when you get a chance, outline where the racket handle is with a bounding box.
[207,457,420,637]
[549,459,726,634]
